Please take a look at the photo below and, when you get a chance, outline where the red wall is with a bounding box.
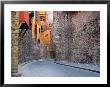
[19,11,29,26]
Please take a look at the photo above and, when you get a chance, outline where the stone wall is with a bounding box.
[71,11,100,65]
[12,11,100,67]
[53,11,100,65]
[19,29,34,63]
[11,11,19,76]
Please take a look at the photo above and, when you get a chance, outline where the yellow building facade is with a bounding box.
[32,11,52,45]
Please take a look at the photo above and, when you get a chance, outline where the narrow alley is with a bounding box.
[11,11,100,77]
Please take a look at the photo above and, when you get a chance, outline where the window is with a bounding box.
[41,26,46,32]
[40,16,46,21]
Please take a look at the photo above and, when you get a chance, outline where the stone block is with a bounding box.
[11,39,19,46]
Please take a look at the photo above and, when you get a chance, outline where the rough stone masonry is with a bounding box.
[53,11,100,65]
[11,11,19,76]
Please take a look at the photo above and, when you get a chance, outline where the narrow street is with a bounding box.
[11,11,100,77]
[18,60,99,77]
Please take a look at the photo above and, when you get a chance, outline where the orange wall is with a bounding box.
[31,11,52,45]
[40,30,51,45]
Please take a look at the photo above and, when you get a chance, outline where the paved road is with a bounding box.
[18,60,100,77]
